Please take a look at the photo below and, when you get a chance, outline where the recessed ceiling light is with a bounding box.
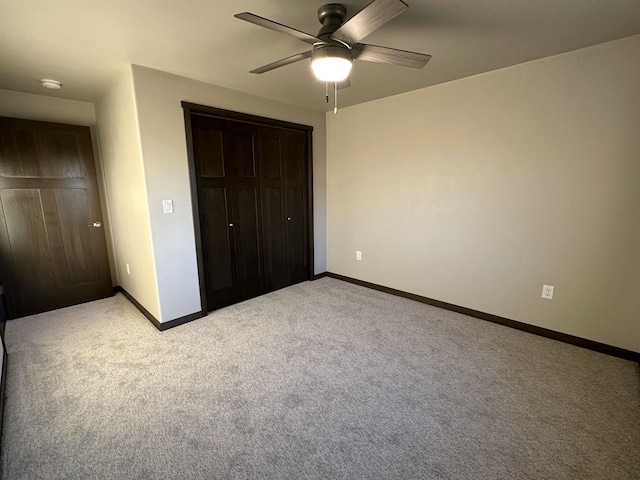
[40,79,62,89]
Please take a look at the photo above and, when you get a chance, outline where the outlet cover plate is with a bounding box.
[542,284,554,300]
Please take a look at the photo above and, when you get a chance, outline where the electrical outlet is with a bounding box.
[163,199,173,214]
[542,284,554,300]
[126,263,131,275]
[356,250,362,261]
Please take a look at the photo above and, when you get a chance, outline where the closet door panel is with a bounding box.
[194,128,225,177]
[284,130,308,284]
[262,186,286,290]
[223,121,264,302]
[285,133,305,179]
[192,116,235,309]
[261,133,282,179]
[201,187,234,309]
[259,126,288,291]
[286,186,308,282]
[227,129,256,178]
[230,182,263,300]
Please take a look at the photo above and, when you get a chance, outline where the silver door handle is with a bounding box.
[229,223,234,227]
[287,217,291,221]
[89,222,102,228]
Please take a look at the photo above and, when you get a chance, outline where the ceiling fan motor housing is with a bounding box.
[317,4,348,40]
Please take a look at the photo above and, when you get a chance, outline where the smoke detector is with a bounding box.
[40,79,62,89]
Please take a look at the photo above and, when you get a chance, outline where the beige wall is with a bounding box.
[0,88,117,284]
[131,65,327,322]
[95,68,161,319]
[326,35,640,352]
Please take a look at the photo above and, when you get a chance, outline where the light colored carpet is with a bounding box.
[1,277,639,479]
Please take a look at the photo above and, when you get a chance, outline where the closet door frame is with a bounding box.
[182,102,314,314]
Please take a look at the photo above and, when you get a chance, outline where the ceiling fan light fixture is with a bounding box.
[311,44,352,82]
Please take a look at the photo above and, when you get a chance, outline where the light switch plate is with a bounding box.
[163,199,173,214]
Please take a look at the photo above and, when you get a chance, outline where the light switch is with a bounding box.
[163,199,173,214]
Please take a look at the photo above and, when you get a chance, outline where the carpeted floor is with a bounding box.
[1,277,639,479]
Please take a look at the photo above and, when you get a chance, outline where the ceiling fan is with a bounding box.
[235,0,431,111]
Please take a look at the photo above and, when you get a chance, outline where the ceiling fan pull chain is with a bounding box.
[325,82,329,103]
[334,81,338,114]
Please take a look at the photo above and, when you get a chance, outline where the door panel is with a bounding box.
[191,116,236,309]
[0,117,112,318]
[194,127,225,178]
[259,126,288,291]
[55,188,99,284]
[227,130,256,178]
[0,128,83,178]
[223,122,264,302]
[262,186,286,290]
[286,186,308,282]
[284,131,309,284]
[0,189,57,292]
[231,183,263,299]
[285,134,305,179]
[39,188,71,289]
[200,187,234,309]
[261,133,282,179]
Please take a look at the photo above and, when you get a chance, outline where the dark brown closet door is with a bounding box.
[259,127,308,290]
[191,115,234,310]
[259,126,288,292]
[188,107,311,313]
[284,130,309,284]
[223,122,264,302]
[0,117,112,318]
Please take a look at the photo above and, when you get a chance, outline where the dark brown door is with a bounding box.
[224,122,264,302]
[259,127,309,290]
[191,115,235,310]
[0,117,112,318]
[283,130,309,284]
[259,126,288,292]
[192,115,265,310]
[189,109,310,313]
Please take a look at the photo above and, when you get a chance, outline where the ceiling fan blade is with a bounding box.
[235,12,322,45]
[353,43,431,68]
[331,0,408,46]
[249,51,312,74]
[337,78,351,89]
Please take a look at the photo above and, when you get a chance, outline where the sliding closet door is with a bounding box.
[223,122,264,301]
[191,115,235,310]
[284,130,309,284]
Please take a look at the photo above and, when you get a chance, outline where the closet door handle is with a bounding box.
[287,217,291,221]
[229,223,234,227]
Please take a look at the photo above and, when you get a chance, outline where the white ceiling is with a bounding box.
[1,0,640,112]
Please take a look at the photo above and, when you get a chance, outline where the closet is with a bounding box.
[185,104,312,312]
